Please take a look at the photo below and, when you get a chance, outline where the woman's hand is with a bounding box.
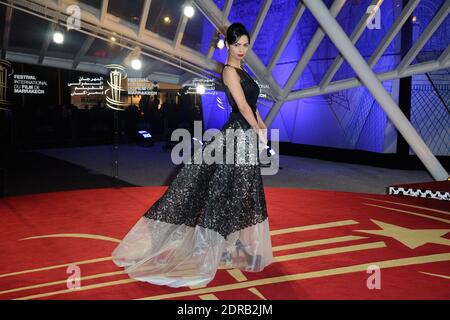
[257,127,268,146]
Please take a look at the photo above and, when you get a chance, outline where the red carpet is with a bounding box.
[0,186,449,300]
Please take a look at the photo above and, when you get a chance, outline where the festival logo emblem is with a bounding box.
[104,64,128,111]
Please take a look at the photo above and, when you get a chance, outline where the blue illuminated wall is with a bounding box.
[408,0,449,156]
[200,0,447,155]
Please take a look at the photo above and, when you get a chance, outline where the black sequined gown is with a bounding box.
[112,64,273,288]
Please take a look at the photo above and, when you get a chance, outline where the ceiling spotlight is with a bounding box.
[217,38,224,49]
[131,58,142,70]
[184,5,195,18]
[163,16,171,24]
[110,36,117,42]
[53,31,64,44]
[196,84,205,95]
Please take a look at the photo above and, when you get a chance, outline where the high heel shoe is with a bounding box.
[221,251,233,265]
[236,240,262,268]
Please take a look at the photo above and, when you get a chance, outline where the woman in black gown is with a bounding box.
[112,22,273,288]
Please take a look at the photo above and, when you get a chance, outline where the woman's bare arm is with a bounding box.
[255,110,268,144]
[255,110,266,130]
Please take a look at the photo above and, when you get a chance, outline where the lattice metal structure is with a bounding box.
[411,82,450,155]
[0,0,448,180]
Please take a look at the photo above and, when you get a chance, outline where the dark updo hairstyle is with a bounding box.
[225,22,251,46]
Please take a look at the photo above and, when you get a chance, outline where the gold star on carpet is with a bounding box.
[354,219,450,249]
